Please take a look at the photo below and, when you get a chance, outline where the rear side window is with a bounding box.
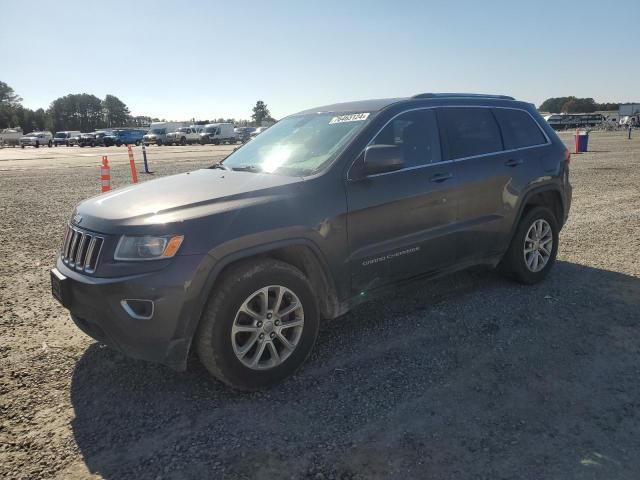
[493,109,547,149]
[439,107,502,160]
[371,109,441,167]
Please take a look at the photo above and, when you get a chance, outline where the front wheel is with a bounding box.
[35,142,40,148]
[135,140,140,146]
[499,206,559,284]
[196,259,320,391]
[180,137,187,146]
[48,140,53,147]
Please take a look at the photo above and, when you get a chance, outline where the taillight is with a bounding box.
[564,148,571,164]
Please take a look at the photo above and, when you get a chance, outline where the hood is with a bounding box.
[74,168,303,233]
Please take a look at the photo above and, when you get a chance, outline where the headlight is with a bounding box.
[114,235,184,261]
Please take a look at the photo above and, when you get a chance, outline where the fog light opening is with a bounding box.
[121,299,154,320]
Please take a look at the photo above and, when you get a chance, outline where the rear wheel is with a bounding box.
[196,259,320,391]
[180,137,187,146]
[135,140,140,146]
[35,141,39,148]
[500,206,559,284]
[48,140,52,147]
[200,136,209,145]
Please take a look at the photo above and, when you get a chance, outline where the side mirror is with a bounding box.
[363,144,404,175]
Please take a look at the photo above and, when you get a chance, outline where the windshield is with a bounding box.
[222,112,370,175]
[204,126,217,133]
[55,132,67,138]
[149,128,166,134]
[25,132,39,137]
[177,127,189,132]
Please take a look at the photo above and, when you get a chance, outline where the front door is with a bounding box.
[345,109,458,293]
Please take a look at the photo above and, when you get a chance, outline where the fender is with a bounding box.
[509,183,565,241]
[173,237,339,365]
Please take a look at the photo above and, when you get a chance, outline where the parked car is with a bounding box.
[51,93,572,391]
[77,131,112,147]
[19,131,53,148]
[104,129,146,147]
[0,127,23,147]
[68,134,82,147]
[166,126,203,146]
[53,131,82,147]
[199,123,236,145]
[143,122,185,146]
[234,127,255,143]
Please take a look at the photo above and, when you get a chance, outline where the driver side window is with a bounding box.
[372,109,441,168]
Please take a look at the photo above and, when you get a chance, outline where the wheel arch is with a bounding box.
[513,185,565,237]
[178,239,341,365]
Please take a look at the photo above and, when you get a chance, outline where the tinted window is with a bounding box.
[372,109,441,167]
[439,108,502,159]
[493,109,546,149]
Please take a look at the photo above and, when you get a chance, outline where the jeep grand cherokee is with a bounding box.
[51,93,572,390]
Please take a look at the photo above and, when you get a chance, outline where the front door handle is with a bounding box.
[504,159,523,167]
[430,172,454,183]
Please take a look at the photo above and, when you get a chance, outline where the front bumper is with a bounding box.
[144,137,161,144]
[53,253,208,369]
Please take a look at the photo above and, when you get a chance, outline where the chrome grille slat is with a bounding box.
[84,237,97,270]
[60,225,104,273]
[75,234,87,267]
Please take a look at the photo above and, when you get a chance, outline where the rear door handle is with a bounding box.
[504,159,523,167]
[430,172,454,183]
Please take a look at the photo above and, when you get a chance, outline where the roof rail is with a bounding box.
[412,93,515,100]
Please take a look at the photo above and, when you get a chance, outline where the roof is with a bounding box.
[293,93,517,116]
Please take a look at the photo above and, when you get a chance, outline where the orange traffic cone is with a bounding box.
[127,145,138,183]
[101,156,111,192]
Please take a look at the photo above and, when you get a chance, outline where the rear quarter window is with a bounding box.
[493,108,547,149]
[439,107,503,160]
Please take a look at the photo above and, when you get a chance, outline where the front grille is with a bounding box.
[61,225,104,273]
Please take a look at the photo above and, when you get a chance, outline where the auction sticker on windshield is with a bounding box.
[329,113,370,124]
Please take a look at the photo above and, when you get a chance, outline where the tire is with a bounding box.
[135,140,140,146]
[200,136,209,145]
[35,142,39,148]
[48,140,53,147]
[116,141,122,147]
[157,139,163,146]
[21,145,25,149]
[180,137,187,146]
[500,206,559,284]
[196,259,320,391]
[54,143,58,147]
[213,139,220,145]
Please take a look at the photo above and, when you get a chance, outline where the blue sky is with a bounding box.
[2,0,638,120]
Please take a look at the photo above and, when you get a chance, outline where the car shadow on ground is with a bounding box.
[69,261,640,479]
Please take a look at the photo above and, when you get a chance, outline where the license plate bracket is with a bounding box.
[51,268,71,308]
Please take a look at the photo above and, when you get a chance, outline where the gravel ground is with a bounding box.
[0,132,639,480]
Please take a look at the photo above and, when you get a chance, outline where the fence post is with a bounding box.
[141,143,153,174]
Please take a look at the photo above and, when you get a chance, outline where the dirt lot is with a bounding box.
[1,132,639,480]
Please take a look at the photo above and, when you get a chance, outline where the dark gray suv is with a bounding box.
[51,93,572,390]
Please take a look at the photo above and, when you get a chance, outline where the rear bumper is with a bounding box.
[55,254,209,370]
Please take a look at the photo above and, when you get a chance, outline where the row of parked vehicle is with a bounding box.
[0,122,270,149]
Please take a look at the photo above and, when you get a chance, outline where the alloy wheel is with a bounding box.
[523,219,553,272]
[231,285,304,370]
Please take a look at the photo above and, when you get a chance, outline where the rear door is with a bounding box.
[440,106,548,263]
[346,108,459,293]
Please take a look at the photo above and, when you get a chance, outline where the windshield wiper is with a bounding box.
[210,163,230,170]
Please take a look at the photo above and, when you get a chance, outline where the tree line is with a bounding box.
[1,80,275,132]
[539,97,620,114]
